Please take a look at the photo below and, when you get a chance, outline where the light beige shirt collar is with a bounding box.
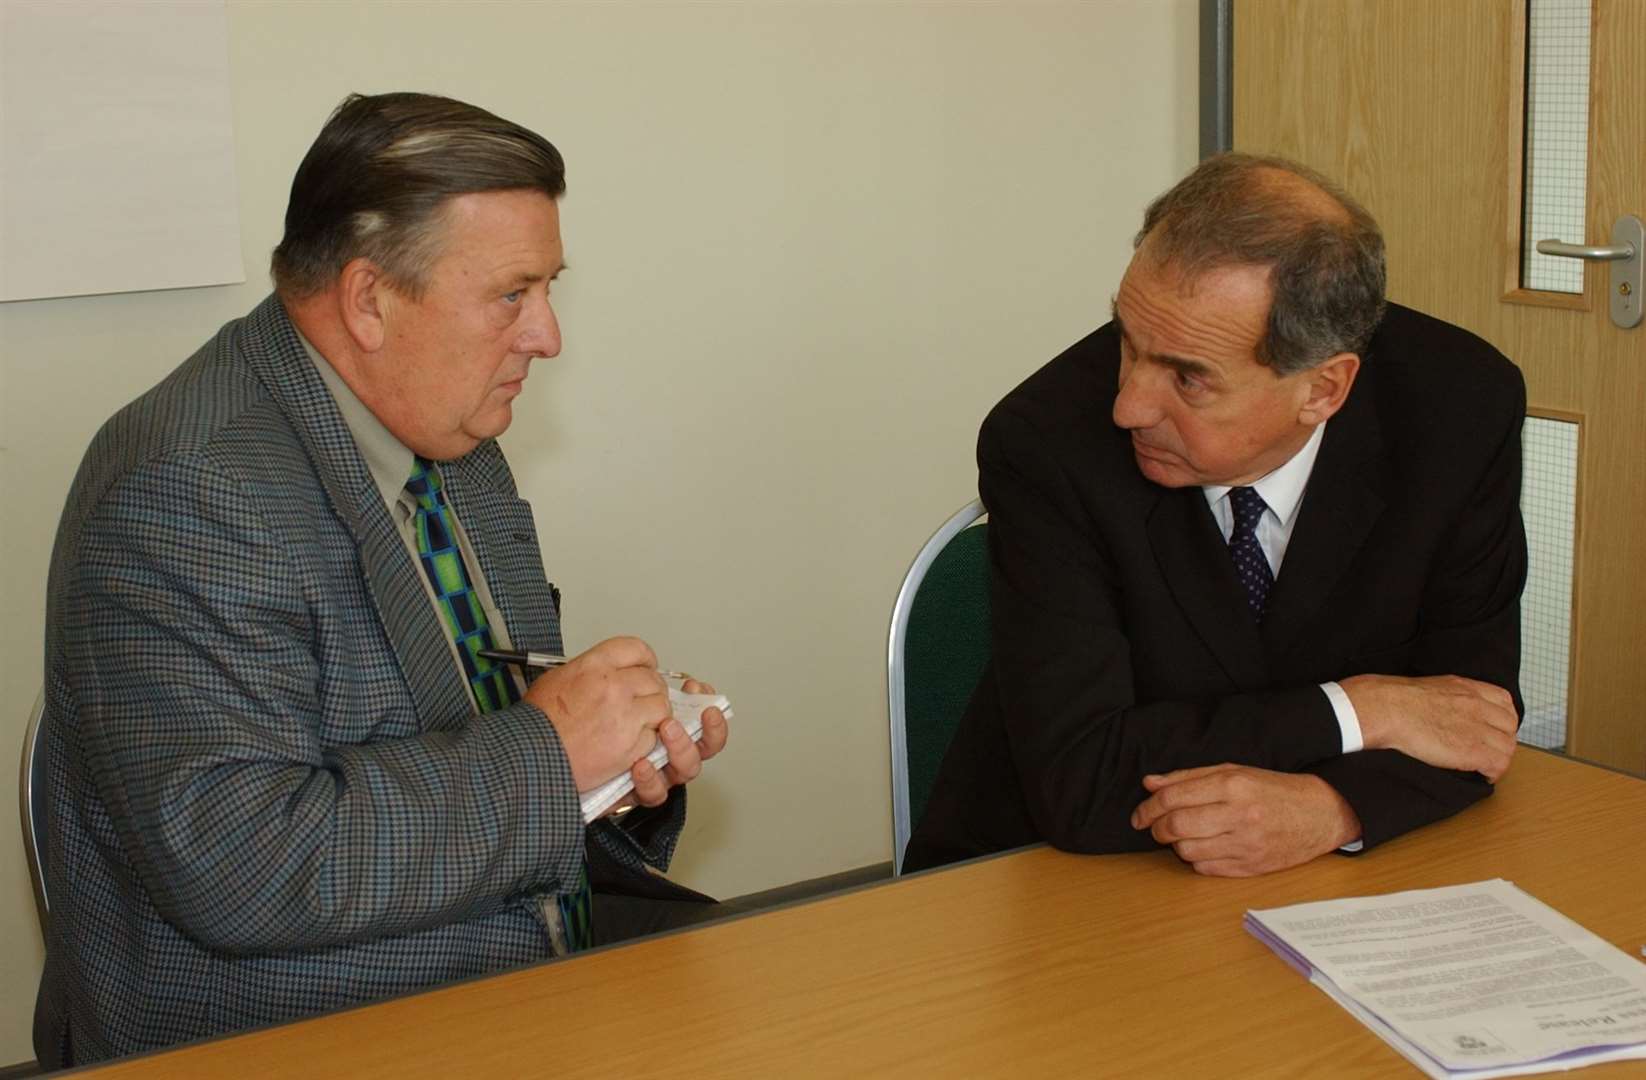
[298,331,416,506]
[295,329,519,665]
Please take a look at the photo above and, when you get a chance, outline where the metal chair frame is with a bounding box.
[887,499,986,874]
[20,689,49,933]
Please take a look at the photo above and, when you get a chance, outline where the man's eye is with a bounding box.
[1175,371,1214,399]
[503,290,523,304]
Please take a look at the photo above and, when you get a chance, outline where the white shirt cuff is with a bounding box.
[1319,680,1363,753]
[1319,681,1365,852]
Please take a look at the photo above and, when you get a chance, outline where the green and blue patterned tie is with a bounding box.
[406,457,592,952]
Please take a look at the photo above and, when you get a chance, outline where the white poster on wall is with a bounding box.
[0,0,244,302]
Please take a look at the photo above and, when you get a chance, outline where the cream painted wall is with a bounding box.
[0,0,1196,1065]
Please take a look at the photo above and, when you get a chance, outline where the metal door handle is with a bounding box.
[1531,215,1644,329]
[1535,239,1635,261]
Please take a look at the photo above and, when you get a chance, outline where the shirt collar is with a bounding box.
[1202,421,1327,526]
[298,331,416,510]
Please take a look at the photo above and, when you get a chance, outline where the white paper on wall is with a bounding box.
[0,0,244,302]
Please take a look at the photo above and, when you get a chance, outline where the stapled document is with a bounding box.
[1246,880,1646,1078]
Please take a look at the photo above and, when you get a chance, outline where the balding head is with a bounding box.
[1132,153,1386,375]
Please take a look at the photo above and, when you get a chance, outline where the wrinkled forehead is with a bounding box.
[1120,244,1274,327]
[1115,249,1275,372]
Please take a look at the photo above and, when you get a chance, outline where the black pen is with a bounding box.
[478,648,689,681]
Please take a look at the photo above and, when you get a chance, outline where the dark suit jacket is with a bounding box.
[904,303,1527,871]
[36,296,691,1067]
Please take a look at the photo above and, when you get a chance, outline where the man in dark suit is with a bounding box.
[36,93,728,1067]
[905,153,1523,878]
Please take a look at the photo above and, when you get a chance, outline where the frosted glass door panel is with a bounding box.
[1519,416,1577,750]
[1520,0,1591,295]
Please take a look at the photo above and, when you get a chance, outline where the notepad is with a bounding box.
[578,689,733,822]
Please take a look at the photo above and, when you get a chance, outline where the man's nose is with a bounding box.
[515,294,562,358]
[1112,361,1162,430]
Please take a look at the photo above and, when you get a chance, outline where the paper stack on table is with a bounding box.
[1246,880,1646,1078]
[578,689,732,823]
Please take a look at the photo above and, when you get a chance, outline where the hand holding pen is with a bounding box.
[480,648,689,681]
[508,636,728,801]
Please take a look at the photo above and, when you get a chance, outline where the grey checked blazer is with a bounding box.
[35,296,687,1068]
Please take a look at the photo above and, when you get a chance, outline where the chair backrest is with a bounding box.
[888,499,989,874]
[20,688,49,931]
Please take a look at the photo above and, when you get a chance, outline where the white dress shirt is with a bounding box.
[1201,422,1364,849]
[1200,422,1365,757]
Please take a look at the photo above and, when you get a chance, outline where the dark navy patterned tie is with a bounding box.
[406,457,592,952]
[1227,486,1274,621]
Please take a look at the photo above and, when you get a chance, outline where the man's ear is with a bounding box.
[1297,352,1360,425]
[338,258,390,353]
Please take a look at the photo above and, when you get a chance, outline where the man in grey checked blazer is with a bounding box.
[35,92,729,1068]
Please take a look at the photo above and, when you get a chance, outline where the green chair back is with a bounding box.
[20,689,48,932]
[888,500,989,872]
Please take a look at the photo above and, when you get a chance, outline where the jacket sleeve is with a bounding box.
[980,405,1345,854]
[1305,370,1527,848]
[63,452,591,954]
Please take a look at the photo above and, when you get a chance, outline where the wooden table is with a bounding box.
[76,749,1646,1078]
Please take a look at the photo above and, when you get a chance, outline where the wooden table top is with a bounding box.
[76,748,1646,1078]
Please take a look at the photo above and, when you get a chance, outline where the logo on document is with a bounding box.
[1447,1031,1507,1056]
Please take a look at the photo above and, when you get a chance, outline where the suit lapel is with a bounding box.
[1147,487,1270,688]
[1260,369,1387,660]
[441,454,563,657]
[238,297,474,731]
[353,511,475,733]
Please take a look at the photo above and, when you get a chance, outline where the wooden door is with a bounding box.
[1235,0,1645,774]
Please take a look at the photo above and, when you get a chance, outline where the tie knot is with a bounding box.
[405,457,443,506]
[1229,486,1267,534]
